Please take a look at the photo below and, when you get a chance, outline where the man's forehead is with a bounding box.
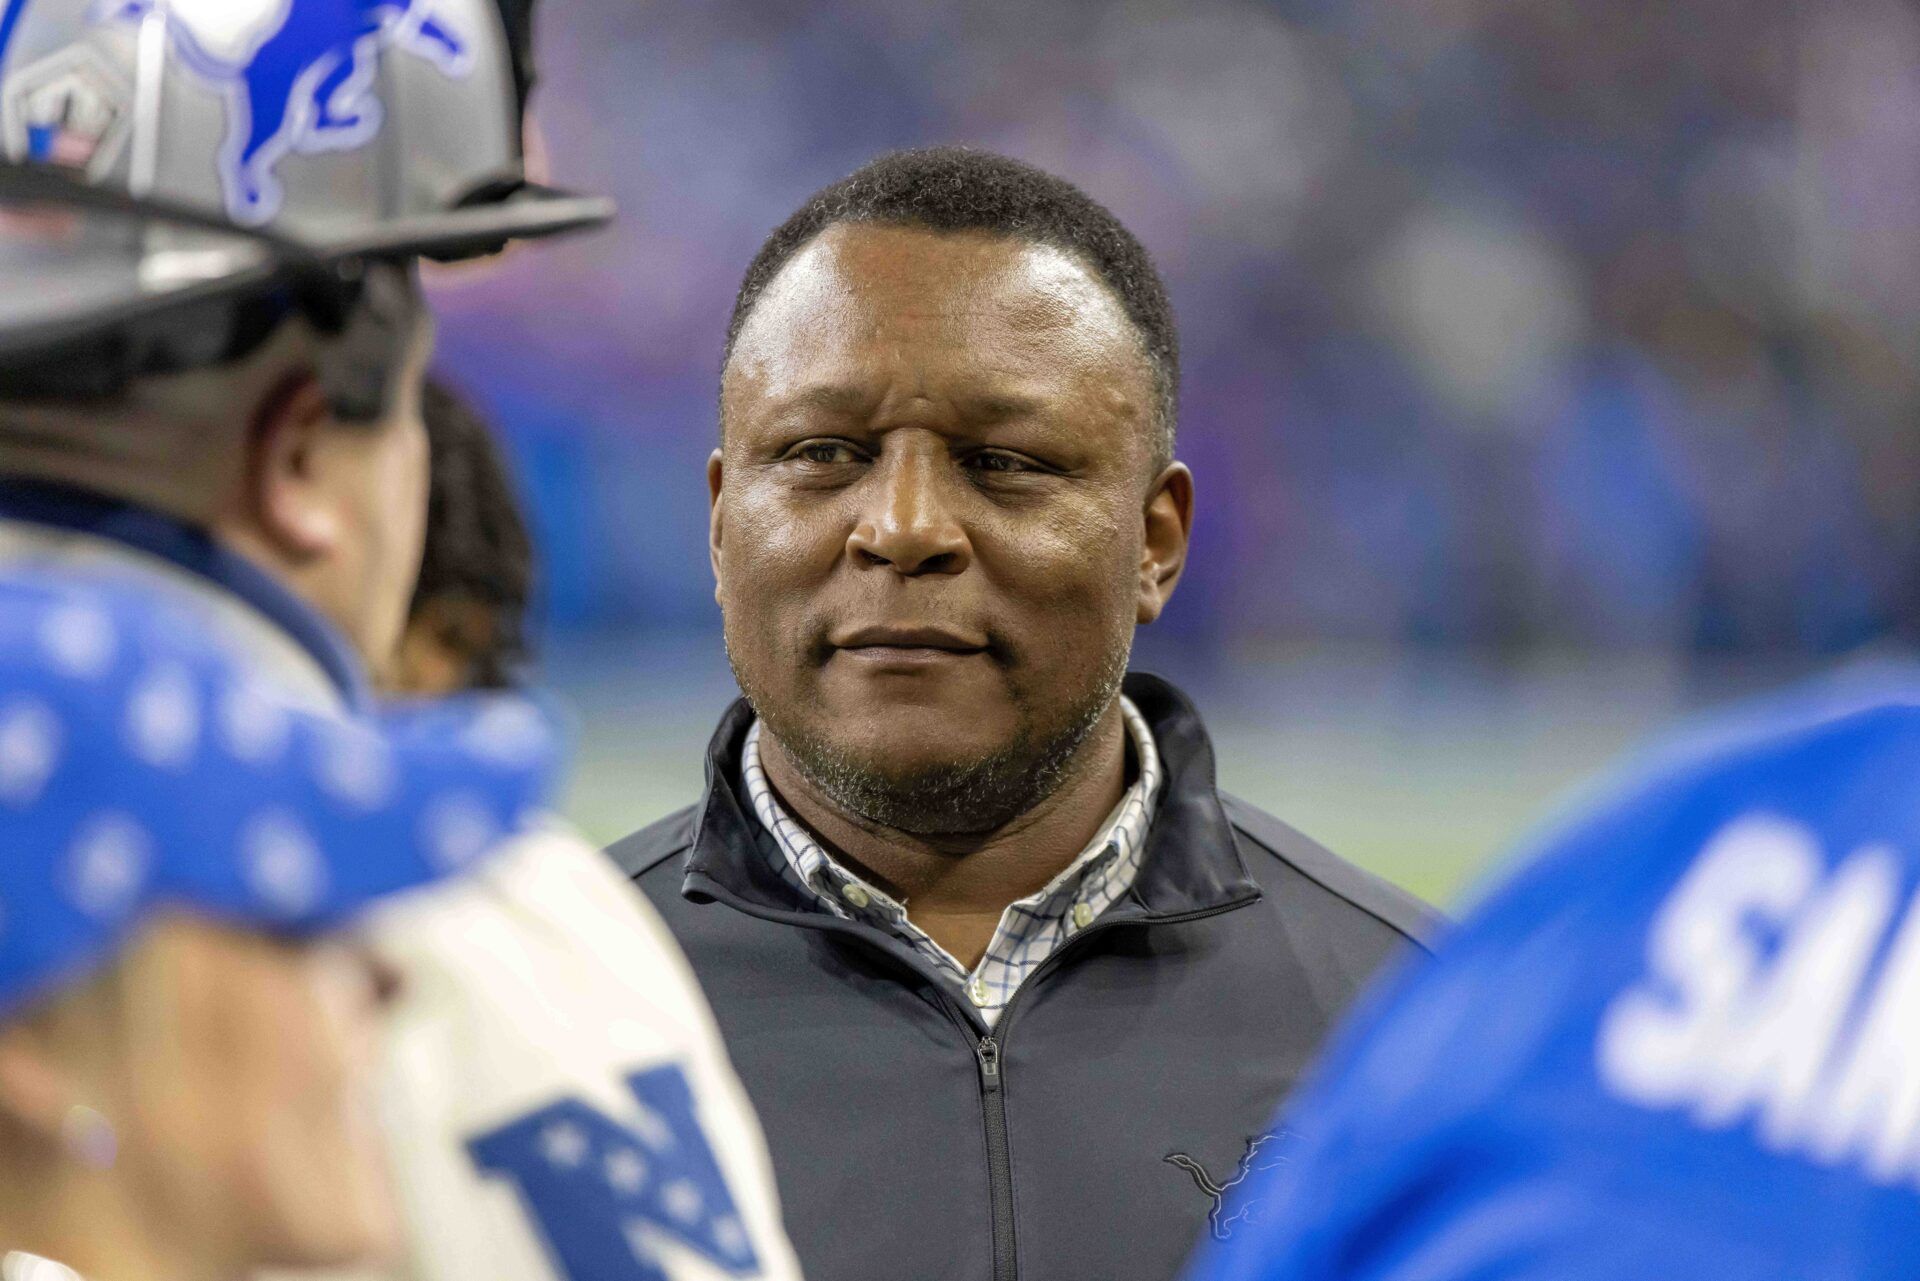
[814,223,1104,301]
[727,223,1141,399]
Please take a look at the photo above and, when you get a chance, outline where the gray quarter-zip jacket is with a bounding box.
[608,673,1439,1281]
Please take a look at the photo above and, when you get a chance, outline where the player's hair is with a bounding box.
[726,147,1180,465]
[410,380,535,689]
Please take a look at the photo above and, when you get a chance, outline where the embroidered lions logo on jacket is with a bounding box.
[1167,1129,1299,1241]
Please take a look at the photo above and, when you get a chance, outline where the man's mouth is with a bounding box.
[829,625,991,661]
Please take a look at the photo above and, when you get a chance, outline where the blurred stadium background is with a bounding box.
[427,0,1920,907]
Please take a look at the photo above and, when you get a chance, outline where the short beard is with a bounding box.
[733,639,1132,838]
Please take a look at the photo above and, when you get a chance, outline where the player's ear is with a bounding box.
[1137,462,1192,625]
[246,373,346,561]
[707,448,726,604]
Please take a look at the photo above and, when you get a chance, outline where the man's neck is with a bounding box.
[758,702,1131,969]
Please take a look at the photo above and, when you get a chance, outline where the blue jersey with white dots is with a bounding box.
[1185,675,1920,1281]
[0,562,561,1019]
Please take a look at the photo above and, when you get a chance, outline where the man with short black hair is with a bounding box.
[610,146,1438,1281]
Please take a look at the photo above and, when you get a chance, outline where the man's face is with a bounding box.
[715,223,1189,835]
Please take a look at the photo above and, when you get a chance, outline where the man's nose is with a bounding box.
[845,447,972,577]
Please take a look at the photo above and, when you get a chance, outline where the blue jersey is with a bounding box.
[1186,678,1920,1281]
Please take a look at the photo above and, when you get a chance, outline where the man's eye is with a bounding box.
[967,451,1036,474]
[792,442,860,464]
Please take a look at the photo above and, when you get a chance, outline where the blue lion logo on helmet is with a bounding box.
[93,0,474,225]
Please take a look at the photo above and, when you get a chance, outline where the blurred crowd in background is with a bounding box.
[429,0,1920,659]
[417,0,1920,899]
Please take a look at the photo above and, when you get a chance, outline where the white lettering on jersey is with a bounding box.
[1597,816,1820,1106]
[1805,888,1920,1181]
[1597,814,1920,1187]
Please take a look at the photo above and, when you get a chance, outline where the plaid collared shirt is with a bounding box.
[741,697,1163,1028]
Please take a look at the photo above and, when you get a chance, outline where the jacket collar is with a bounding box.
[0,478,370,712]
[682,671,1262,923]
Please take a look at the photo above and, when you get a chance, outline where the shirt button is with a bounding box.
[840,884,871,910]
[1072,902,1095,930]
[967,976,990,1007]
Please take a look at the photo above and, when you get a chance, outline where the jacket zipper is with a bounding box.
[689,874,1261,1281]
[975,1035,1017,1281]
[959,899,1257,1281]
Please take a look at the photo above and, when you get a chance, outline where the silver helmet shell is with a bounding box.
[0,0,610,372]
